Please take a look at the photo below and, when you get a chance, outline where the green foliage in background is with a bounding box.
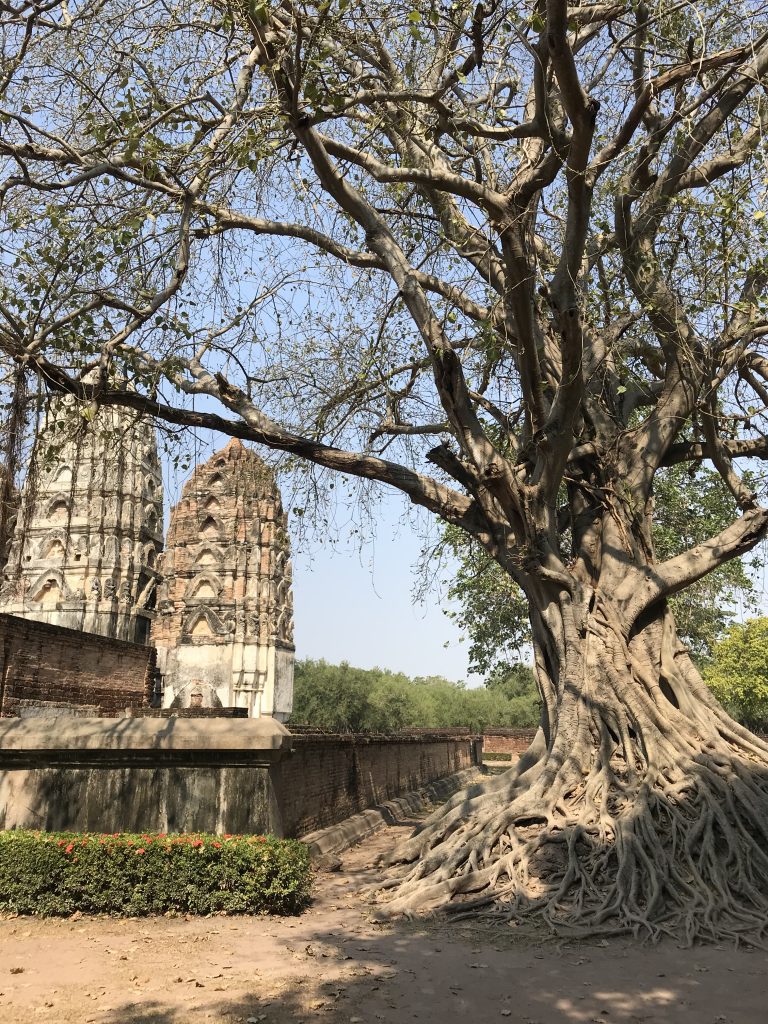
[290,659,539,733]
[652,466,758,660]
[704,618,768,731]
[445,464,758,674]
[0,832,311,917]
[442,525,531,678]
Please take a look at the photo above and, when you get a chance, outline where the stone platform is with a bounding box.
[0,719,479,839]
[0,717,291,835]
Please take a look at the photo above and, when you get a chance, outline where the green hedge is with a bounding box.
[0,831,312,916]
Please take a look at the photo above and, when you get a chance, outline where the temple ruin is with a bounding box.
[0,401,163,644]
[152,438,294,720]
[0,407,478,847]
[0,410,294,720]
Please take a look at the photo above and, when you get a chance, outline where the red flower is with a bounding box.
[57,839,66,847]
[136,848,145,855]
[212,842,222,849]
[65,843,74,854]
[192,840,203,848]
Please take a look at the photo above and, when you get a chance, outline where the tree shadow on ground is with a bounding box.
[96,901,768,1024]
[6,747,768,1023]
[82,743,768,1023]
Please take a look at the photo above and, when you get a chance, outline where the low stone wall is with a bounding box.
[0,613,153,718]
[124,707,247,719]
[0,720,480,838]
[0,718,290,834]
[276,730,481,837]
[482,728,537,756]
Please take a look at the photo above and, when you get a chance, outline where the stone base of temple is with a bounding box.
[0,717,292,835]
[157,638,294,720]
[0,718,481,839]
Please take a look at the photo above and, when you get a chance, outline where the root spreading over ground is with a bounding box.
[374,621,768,947]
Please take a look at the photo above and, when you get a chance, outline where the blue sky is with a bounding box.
[290,494,474,683]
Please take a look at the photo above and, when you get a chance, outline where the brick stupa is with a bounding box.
[151,439,294,719]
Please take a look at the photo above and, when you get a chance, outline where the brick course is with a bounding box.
[482,728,536,756]
[0,613,153,718]
[277,732,479,836]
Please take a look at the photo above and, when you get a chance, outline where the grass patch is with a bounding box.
[0,831,311,917]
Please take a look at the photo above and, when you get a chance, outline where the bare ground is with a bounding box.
[0,813,766,1024]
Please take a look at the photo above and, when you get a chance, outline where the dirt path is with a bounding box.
[0,817,766,1023]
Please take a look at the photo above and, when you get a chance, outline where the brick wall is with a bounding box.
[482,728,537,756]
[277,731,479,836]
[0,613,153,718]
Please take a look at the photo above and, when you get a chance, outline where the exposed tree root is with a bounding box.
[372,612,768,947]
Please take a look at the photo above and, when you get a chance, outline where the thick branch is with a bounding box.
[618,506,768,625]
[11,350,483,533]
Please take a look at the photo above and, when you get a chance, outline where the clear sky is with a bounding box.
[290,492,474,683]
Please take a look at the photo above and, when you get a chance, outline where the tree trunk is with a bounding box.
[379,583,768,945]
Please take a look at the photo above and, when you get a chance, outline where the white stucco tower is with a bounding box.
[0,400,163,644]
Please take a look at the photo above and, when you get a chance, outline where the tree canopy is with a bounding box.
[2,0,768,943]
[291,658,539,732]
[704,618,768,731]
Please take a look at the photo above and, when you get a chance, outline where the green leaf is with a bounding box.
[529,12,545,31]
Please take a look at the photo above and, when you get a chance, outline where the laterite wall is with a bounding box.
[482,728,537,756]
[0,613,152,718]
[276,729,481,836]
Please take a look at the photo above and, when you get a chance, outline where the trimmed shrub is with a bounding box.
[0,831,312,916]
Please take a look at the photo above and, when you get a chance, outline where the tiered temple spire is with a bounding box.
[0,401,163,645]
[151,438,294,720]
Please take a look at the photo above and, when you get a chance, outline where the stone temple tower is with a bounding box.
[151,439,294,721]
[0,401,163,644]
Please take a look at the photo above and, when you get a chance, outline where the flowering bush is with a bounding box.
[0,831,311,916]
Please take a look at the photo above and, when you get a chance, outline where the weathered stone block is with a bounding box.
[0,718,292,835]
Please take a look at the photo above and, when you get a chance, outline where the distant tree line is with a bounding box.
[291,612,768,734]
[703,618,768,734]
[289,659,540,734]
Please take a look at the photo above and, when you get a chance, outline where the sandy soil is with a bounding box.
[0,815,766,1024]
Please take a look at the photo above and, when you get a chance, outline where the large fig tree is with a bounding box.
[2,0,768,941]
